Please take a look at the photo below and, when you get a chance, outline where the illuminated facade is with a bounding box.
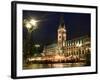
[42,16,91,58]
[66,36,91,57]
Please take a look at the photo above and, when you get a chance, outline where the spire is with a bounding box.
[59,14,65,28]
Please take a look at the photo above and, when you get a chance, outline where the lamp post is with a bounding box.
[23,18,38,61]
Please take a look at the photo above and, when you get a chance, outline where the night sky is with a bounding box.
[23,10,91,46]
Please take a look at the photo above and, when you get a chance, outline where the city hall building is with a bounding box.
[42,17,91,58]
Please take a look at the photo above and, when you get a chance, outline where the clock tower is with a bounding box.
[57,16,67,51]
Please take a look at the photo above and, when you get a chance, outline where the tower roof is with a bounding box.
[59,15,65,28]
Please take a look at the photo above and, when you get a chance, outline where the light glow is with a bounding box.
[25,22,32,29]
[76,43,82,47]
[24,19,38,30]
[35,44,40,48]
[29,19,37,26]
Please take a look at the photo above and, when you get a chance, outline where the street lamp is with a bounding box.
[24,19,38,33]
[23,18,38,59]
[25,23,32,30]
[30,19,37,26]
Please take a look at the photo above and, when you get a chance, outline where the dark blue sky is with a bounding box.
[23,10,90,46]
